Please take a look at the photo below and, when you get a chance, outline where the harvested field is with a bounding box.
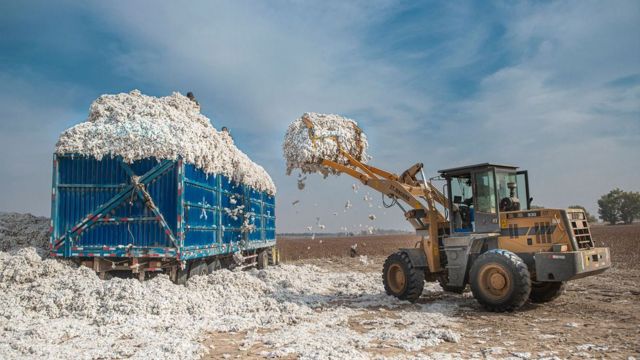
[266,224,640,359]
[1,214,638,359]
[591,224,640,269]
[277,234,420,261]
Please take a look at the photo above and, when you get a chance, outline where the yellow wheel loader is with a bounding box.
[301,119,610,312]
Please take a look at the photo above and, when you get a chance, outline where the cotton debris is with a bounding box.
[283,112,369,176]
[0,212,461,359]
[55,90,275,194]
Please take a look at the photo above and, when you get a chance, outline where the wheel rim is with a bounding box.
[478,263,511,300]
[387,263,406,294]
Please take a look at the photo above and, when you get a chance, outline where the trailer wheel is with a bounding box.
[189,260,208,279]
[207,258,222,274]
[470,250,531,312]
[382,251,425,302]
[267,247,279,266]
[174,266,189,285]
[257,250,269,269]
[529,281,566,303]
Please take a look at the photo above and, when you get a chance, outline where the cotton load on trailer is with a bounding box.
[50,90,278,282]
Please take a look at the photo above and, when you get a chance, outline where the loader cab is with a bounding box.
[439,163,530,234]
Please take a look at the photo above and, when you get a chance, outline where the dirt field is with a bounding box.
[203,224,640,359]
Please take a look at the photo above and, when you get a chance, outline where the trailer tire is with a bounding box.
[382,251,425,302]
[470,249,531,312]
[529,281,566,303]
[267,247,279,266]
[207,258,222,274]
[257,250,269,269]
[174,266,189,285]
[189,260,208,279]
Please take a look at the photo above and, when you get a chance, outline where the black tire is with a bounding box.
[267,247,279,266]
[470,249,531,312]
[174,265,189,285]
[189,260,208,279]
[207,258,222,273]
[529,281,566,303]
[382,251,425,302]
[257,250,269,269]
[437,274,466,294]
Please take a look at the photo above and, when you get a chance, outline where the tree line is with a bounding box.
[531,188,639,225]
[597,188,640,225]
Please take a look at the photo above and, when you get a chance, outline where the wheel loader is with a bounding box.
[301,119,611,312]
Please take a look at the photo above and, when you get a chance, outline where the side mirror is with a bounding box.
[528,197,533,206]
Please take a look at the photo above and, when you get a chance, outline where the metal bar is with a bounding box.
[57,183,127,188]
[96,217,158,223]
[320,159,371,183]
[177,159,185,249]
[184,178,219,192]
[50,154,59,251]
[362,164,399,181]
[183,202,221,210]
[340,149,377,178]
[217,173,222,246]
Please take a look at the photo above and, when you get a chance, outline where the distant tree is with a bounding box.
[618,191,640,224]
[598,188,623,225]
[530,205,544,210]
[568,205,597,223]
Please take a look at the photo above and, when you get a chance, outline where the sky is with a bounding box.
[0,1,638,233]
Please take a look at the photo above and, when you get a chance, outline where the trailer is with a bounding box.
[50,154,277,283]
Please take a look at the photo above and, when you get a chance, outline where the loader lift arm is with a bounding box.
[301,115,448,273]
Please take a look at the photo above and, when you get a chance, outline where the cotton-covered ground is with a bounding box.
[0,213,460,359]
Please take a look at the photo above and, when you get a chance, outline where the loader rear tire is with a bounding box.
[529,281,566,303]
[383,251,425,302]
[470,250,531,312]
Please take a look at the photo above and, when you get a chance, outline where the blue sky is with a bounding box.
[1,1,638,232]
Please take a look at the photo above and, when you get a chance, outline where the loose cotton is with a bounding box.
[55,90,276,194]
[283,113,369,176]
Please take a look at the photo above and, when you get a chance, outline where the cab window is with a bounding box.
[450,175,473,231]
[475,171,496,214]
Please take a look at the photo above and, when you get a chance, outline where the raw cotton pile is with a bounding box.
[56,90,275,194]
[283,112,369,176]
[0,214,461,359]
[0,213,50,254]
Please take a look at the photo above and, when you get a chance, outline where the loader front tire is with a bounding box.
[529,281,566,303]
[383,251,425,302]
[470,250,531,312]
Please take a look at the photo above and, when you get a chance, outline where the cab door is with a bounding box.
[516,171,530,210]
[473,169,499,233]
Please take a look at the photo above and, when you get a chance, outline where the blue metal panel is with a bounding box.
[52,155,276,261]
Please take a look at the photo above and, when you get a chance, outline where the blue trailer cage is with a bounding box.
[50,153,277,282]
